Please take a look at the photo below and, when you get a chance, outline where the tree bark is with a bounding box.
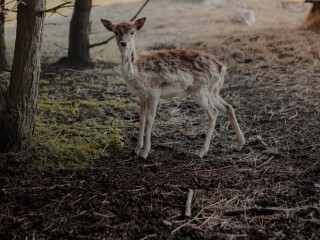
[68,0,92,62]
[0,0,46,153]
[0,0,8,72]
[301,2,320,33]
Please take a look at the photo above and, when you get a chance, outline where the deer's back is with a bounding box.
[133,49,225,98]
[137,49,224,78]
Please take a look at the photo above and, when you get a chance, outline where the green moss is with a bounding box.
[30,66,134,170]
[33,116,124,170]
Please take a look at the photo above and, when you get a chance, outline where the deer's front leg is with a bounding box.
[134,99,146,155]
[140,97,159,159]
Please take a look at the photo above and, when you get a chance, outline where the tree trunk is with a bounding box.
[301,2,320,33]
[68,0,92,62]
[0,0,8,72]
[0,0,46,153]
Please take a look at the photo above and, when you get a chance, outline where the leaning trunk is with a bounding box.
[301,2,320,33]
[0,0,46,153]
[0,0,8,71]
[68,0,92,62]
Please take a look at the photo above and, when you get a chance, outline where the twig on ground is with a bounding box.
[224,207,284,216]
[143,163,164,168]
[223,206,318,216]
[298,161,318,176]
[256,156,274,168]
[185,189,194,218]
[93,211,115,219]
[196,212,217,228]
[140,234,157,240]
[172,206,206,234]
[257,135,268,148]
[288,111,298,120]
[300,219,320,225]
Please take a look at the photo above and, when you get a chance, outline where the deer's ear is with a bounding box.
[134,17,146,31]
[101,19,114,32]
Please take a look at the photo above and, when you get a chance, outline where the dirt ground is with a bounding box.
[1,0,320,239]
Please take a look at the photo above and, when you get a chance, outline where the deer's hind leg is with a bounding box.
[193,92,218,158]
[213,96,245,150]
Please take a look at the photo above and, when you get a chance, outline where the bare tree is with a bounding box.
[68,0,92,63]
[0,0,46,153]
[301,1,320,33]
[0,0,8,72]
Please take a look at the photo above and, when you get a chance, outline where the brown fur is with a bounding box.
[137,49,222,74]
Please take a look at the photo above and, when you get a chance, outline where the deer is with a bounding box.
[101,17,245,160]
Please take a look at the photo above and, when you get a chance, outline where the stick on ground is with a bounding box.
[185,189,194,218]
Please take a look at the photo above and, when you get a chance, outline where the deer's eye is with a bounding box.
[114,30,119,35]
[130,30,135,35]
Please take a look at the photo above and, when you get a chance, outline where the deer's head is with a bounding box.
[101,18,146,53]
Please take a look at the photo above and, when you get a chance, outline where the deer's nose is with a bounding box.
[120,41,127,47]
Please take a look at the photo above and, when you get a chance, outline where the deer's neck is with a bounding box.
[121,47,138,64]
[121,46,138,82]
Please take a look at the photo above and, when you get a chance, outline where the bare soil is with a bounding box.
[1,0,320,239]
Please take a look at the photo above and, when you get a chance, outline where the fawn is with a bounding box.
[101,17,245,159]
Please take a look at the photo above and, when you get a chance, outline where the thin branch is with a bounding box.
[129,0,150,22]
[89,35,114,49]
[0,67,11,72]
[2,0,25,13]
[41,2,72,14]
[0,0,16,7]
[89,0,150,48]
[54,43,68,50]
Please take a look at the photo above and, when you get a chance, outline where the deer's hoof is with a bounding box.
[137,155,146,161]
[236,139,245,151]
[134,147,142,155]
[140,150,149,160]
[192,154,202,160]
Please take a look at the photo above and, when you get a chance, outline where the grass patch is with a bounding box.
[32,68,129,171]
[34,103,124,171]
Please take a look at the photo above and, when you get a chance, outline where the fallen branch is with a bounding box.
[89,0,150,48]
[185,189,194,218]
[171,206,206,235]
[224,207,284,216]
[223,206,319,216]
